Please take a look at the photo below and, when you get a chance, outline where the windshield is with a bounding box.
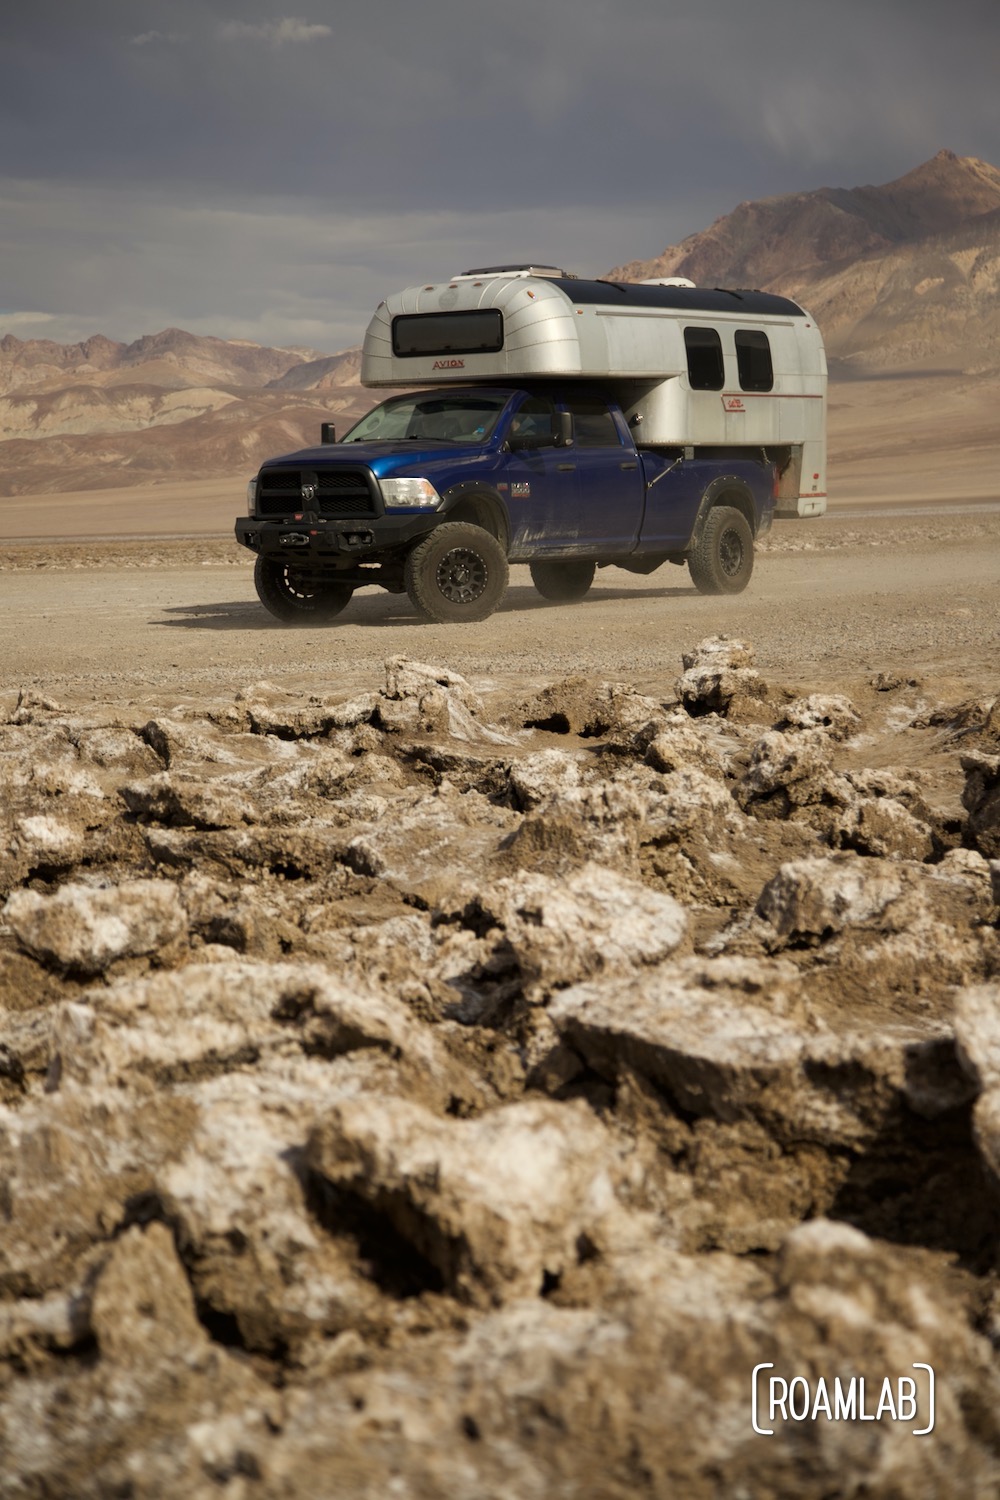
[342,392,508,445]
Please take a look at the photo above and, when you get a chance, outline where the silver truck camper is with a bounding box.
[361,266,827,518]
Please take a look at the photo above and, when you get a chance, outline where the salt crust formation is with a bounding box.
[1,640,999,1496]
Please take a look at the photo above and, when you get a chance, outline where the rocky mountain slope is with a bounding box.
[609,150,1000,371]
[0,332,369,496]
[1,643,999,1494]
[265,347,363,393]
[610,151,1000,290]
[0,327,326,396]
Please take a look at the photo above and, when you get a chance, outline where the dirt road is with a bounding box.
[1,511,997,705]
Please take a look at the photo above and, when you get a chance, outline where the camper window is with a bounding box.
[391,310,504,357]
[683,327,725,391]
[735,330,774,392]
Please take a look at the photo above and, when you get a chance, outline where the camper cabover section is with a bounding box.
[361,269,827,518]
[362,269,585,385]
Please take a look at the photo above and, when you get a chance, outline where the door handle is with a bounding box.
[621,462,638,471]
[557,463,576,472]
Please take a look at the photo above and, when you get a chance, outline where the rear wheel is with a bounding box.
[254,556,354,624]
[404,522,509,623]
[688,506,754,595]
[529,559,596,602]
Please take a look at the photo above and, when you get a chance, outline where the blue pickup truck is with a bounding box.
[235,381,777,624]
[237,268,826,624]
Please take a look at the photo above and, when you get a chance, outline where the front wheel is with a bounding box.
[688,506,754,595]
[404,523,509,624]
[529,560,596,603]
[254,556,354,624]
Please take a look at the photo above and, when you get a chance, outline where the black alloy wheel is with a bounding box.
[688,505,754,595]
[254,555,355,624]
[437,546,488,605]
[404,522,509,623]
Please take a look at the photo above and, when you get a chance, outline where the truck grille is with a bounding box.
[257,468,376,518]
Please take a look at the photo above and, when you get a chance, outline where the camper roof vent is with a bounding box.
[454,265,574,280]
[638,277,697,288]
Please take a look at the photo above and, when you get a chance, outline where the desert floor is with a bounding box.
[2,366,997,699]
[0,510,996,705]
[2,392,1000,1495]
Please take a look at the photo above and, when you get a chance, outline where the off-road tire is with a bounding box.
[254,556,354,624]
[687,506,754,595]
[529,559,596,603]
[404,522,509,623]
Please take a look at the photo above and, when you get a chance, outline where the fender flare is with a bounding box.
[438,481,511,554]
[689,475,760,544]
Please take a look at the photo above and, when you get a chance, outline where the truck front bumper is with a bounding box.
[235,513,441,561]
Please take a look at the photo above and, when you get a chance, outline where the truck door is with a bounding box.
[638,456,715,550]
[502,394,581,556]
[558,395,644,556]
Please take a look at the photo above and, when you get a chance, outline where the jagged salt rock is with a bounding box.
[307,1096,631,1301]
[508,749,582,809]
[756,856,905,940]
[466,862,687,998]
[962,752,1000,859]
[775,693,861,740]
[4,879,186,975]
[676,636,766,718]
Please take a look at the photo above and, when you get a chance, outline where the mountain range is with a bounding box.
[0,330,369,495]
[608,150,1000,372]
[2,150,999,496]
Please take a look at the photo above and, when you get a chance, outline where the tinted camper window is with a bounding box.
[391,310,504,357]
[683,327,724,390]
[735,330,774,392]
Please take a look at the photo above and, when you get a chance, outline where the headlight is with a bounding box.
[378,477,441,509]
[246,478,258,516]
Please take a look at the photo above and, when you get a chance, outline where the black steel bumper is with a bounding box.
[235,513,441,561]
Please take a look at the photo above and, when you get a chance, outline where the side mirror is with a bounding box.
[320,422,337,444]
[552,411,574,448]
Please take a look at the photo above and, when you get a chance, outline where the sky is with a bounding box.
[2,0,999,354]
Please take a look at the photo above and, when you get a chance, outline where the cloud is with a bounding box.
[217,17,332,45]
[127,30,188,46]
[0,310,58,330]
[2,0,999,350]
[0,175,701,349]
[5,1,1000,217]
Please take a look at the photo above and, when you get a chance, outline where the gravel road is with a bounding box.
[1,511,997,705]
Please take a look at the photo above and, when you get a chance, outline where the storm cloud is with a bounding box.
[2,0,998,347]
